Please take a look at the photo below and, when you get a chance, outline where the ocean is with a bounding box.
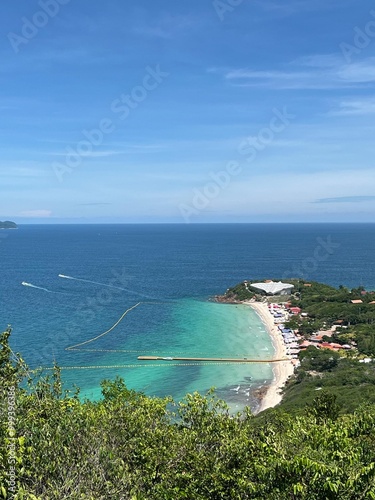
[1,223,375,412]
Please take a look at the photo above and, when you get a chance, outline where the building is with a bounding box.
[249,281,294,296]
[289,306,302,315]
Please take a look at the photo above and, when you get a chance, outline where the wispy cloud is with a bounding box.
[328,98,375,116]
[314,196,375,204]
[222,56,375,90]
[47,150,121,158]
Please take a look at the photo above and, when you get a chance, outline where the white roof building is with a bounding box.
[249,281,294,296]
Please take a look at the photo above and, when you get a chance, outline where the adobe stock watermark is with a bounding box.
[282,236,341,280]
[7,386,17,499]
[8,0,72,54]
[340,9,375,63]
[52,65,169,183]
[213,0,244,21]
[179,106,296,223]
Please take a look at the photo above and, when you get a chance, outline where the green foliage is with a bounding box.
[101,376,139,402]
[297,319,325,336]
[280,355,375,414]
[300,346,340,371]
[306,392,341,422]
[224,282,254,301]
[351,325,375,357]
[0,327,26,395]
[1,328,375,499]
[2,379,375,499]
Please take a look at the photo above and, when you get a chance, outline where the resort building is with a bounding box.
[288,306,302,315]
[249,281,294,296]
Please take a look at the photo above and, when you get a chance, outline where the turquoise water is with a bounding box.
[2,223,375,412]
[61,300,274,412]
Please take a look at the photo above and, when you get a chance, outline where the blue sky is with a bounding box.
[1,0,375,223]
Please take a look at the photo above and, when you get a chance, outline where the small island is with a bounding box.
[0,220,18,229]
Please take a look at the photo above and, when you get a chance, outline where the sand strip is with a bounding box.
[245,301,295,413]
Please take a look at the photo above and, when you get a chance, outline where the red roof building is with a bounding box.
[319,343,338,351]
[320,342,342,350]
[310,335,324,342]
[289,307,302,314]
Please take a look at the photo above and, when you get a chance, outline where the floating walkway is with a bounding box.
[138,355,289,363]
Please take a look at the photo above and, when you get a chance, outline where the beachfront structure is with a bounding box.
[249,281,294,296]
[289,307,302,315]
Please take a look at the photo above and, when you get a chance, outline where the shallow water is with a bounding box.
[2,223,375,411]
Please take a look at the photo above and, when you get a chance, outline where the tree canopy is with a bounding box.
[1,328,375,499]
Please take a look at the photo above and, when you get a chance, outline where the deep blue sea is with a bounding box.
[1,223,375,412]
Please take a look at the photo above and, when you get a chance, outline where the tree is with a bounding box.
[300,346,340,371]
[0,327,26,395]
[306,391,341,422]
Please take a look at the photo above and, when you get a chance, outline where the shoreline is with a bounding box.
[245,301,295,413]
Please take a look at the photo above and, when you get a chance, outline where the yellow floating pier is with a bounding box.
[138,356,289,363]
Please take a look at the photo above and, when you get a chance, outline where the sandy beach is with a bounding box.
[245,301,295,413]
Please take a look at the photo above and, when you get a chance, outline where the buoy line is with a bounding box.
[66,302,141,351]
[40,361,254,371]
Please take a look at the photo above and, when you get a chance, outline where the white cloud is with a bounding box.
[208,167,375,215]
[223,56,375,90]
[338,60,375,83]
[328,97,375,116]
